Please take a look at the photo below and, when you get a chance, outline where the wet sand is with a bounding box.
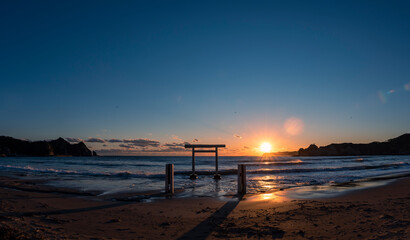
[0,176,409,239]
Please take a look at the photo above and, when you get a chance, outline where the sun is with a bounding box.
[260,142,272,153]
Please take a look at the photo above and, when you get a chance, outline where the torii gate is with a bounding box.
[184,144,226,180]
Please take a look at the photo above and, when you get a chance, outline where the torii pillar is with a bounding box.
[184,144,226,180]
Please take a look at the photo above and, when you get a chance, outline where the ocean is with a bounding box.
[0,155,409,198]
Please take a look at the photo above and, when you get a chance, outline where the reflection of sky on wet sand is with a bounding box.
[243,179,396,202]
[247,175,285,193]
[245,192,289,202]
[271,180,393,199]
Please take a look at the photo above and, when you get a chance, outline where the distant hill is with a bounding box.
[0,136,97,157]
[298,134,410,156]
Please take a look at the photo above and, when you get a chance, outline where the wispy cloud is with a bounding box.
[163,142,186,147]
[95,141,191,155]
[172,135,182,141]
[192,139,199,142]
[234,134,242,139]
[164,147,186,152]
[85,137,106,143]
[162,142,189,151]
[123,138,160,147]
[106,138,123,143]
[119,144,135,149]
[96,146,186,155]
[66,138,83,143]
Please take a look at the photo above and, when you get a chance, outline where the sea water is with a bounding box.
[0,155,409,197]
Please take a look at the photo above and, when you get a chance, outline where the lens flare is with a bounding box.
[378,91,386,104]
[284,117,304,136]
[405,82,410,91]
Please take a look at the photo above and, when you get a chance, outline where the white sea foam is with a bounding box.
[0,155,408,196]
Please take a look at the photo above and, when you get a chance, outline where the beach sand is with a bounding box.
[0,176,409,239]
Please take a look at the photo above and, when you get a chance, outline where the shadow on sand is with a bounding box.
[178,195,243,240]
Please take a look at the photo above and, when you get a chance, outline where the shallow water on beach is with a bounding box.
[0,155,409,197]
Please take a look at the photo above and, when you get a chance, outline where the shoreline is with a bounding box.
[0,174,409,239]
[1,154,408,199]
[1,170,410,201]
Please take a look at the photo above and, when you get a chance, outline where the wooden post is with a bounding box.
[165,164,174,194]
[213,147,221,179]
[238,164,246,195]
[215,147,218,173]
[190,148,198,179]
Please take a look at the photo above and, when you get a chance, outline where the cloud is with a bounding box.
[66,138,83,143]
[106,138,123,143]
[85,137,106,143]
[139,146,187,152]
[172,135,182,141]
[96,139,192,154]
[234,134,242,139]
[163,142,186,147]
[119,144,135,149]
[165,147,186,152]
[123,138,160,147]
[192,139,199,142]
[96,146,186,155]
[162,142,190,152]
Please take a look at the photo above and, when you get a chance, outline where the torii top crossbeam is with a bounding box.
[185,144,226,179]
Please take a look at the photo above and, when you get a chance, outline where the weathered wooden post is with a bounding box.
[190,148,198,179]
[214,147,221,179]
[238,164,246,195]
[165,164,174,194]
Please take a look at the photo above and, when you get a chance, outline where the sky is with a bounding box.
[1,0,409,155]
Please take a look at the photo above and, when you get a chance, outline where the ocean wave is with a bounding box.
[244,161,306,166]
[61,161,161,168]
[171,162,409,176]
[0,161,408,179]
[62,161,122,167]
[0,165,164,179]
[244,162,409,175]
[0,165,79,174]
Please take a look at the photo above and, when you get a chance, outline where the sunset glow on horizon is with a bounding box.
[1,2,410,240]
[1,1,409,156]
[260,142,272,153]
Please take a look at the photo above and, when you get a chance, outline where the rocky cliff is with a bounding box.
[0,136,96,157]
[298,134,410,156]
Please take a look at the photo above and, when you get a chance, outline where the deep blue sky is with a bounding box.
[1,0,409,155]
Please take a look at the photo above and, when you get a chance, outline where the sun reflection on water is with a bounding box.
[245,192,288,202]
[247,175,285,194]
